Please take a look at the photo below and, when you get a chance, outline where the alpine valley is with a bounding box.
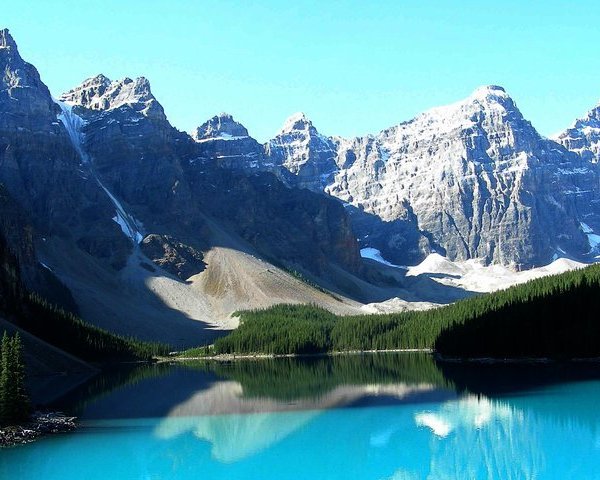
[1,27,599,354]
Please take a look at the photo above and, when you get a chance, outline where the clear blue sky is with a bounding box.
[5,0,600,141]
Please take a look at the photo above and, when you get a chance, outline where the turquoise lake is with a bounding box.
[1,354,600,479]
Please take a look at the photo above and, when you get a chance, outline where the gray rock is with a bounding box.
[258,86,595,268]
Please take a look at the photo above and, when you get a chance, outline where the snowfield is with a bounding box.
[360,251,588,314]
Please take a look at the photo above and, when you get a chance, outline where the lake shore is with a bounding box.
[0,411,77,448]
[164,349,600,364]
[165,348,433,362]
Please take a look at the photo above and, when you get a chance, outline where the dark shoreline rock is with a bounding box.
[0,411,76,447]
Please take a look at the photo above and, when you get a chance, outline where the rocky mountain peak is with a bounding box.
[278,112,314,135]
[0,28,57,119]
[470,84,508,100]
[192,113,249,141]
[387,84,526,143]
[60,75,165,120]
[0,28,17,50]
[555,102,600,163]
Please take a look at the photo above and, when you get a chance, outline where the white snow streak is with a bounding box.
[56,100,144,244]
[360,247,406,269]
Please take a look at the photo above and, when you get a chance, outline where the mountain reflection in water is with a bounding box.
[1,353,599,480]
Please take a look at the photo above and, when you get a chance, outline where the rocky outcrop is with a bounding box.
[59,74,195,235]
[265,112,338,191]
[0,412,76,447]
[141,234,205,280]
[556,103,600,163]
[190,113,265,170]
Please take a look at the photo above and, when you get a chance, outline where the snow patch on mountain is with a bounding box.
[55,100,89,163]
[360,247,406,269]
[406,253,586,293]
[56,99,145,245]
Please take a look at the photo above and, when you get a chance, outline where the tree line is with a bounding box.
[0,332,29,426]
[0,232,168,363]
[212,263,600,358]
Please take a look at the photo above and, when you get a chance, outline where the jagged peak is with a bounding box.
[83,73,111,87]
[60,75,164,119]
[386,84,522,137]
[554,100,600,145]
[192,112,249,141]
[470,84,508,101]
[0,28,17,50]
[279,112,313,134]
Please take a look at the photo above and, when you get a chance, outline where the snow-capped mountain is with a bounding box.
[254,86,598,268]
[2,27,600,346]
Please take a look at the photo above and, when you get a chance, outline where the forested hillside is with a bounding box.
[0,232,167,362]
[209,264,600,358]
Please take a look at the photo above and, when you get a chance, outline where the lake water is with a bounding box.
[2,354,600,479]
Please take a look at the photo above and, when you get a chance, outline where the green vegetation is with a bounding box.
[197,352,450,400]
[178,345,212,358]
[434,265,600,357]
[0,332,29,426]
[0,232,168,362]
[16,294,168,362]
[212,264,600,358]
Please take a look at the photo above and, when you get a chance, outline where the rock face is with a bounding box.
[57,76,362,277]
[0,29,127,268]
[191,113,265,170]
[251,86,596,268]
[554,103,600,254]
[59,73,194,236]
[141,234,205,280]
[265,113,338,191]
[556,103,600,163]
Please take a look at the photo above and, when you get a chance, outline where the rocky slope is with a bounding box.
[0,29,368,346]
[256,86,597,268]
[1,27,599,347]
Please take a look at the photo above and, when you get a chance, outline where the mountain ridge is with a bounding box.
[1,27,599,347]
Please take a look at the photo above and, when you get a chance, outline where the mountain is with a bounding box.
[252,86,597,268]
[0,29,371,347]
[555,102,600,163]
[1,28,599,349]
[265,112,338,191]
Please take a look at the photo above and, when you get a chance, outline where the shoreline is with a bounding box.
[0,411,77,448]
[164,348,432,362]
[163,349,600,364]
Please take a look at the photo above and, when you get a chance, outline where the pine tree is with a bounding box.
[9,333,29,422]
[0,331,30,425]
[0,331,10,424]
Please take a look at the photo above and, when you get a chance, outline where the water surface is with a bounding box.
[2,354,600,479]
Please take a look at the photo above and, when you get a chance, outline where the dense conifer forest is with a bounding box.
[0,332,29,426]
[211,264,600,358]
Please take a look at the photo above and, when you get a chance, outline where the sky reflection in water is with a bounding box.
[1,354,600,480]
